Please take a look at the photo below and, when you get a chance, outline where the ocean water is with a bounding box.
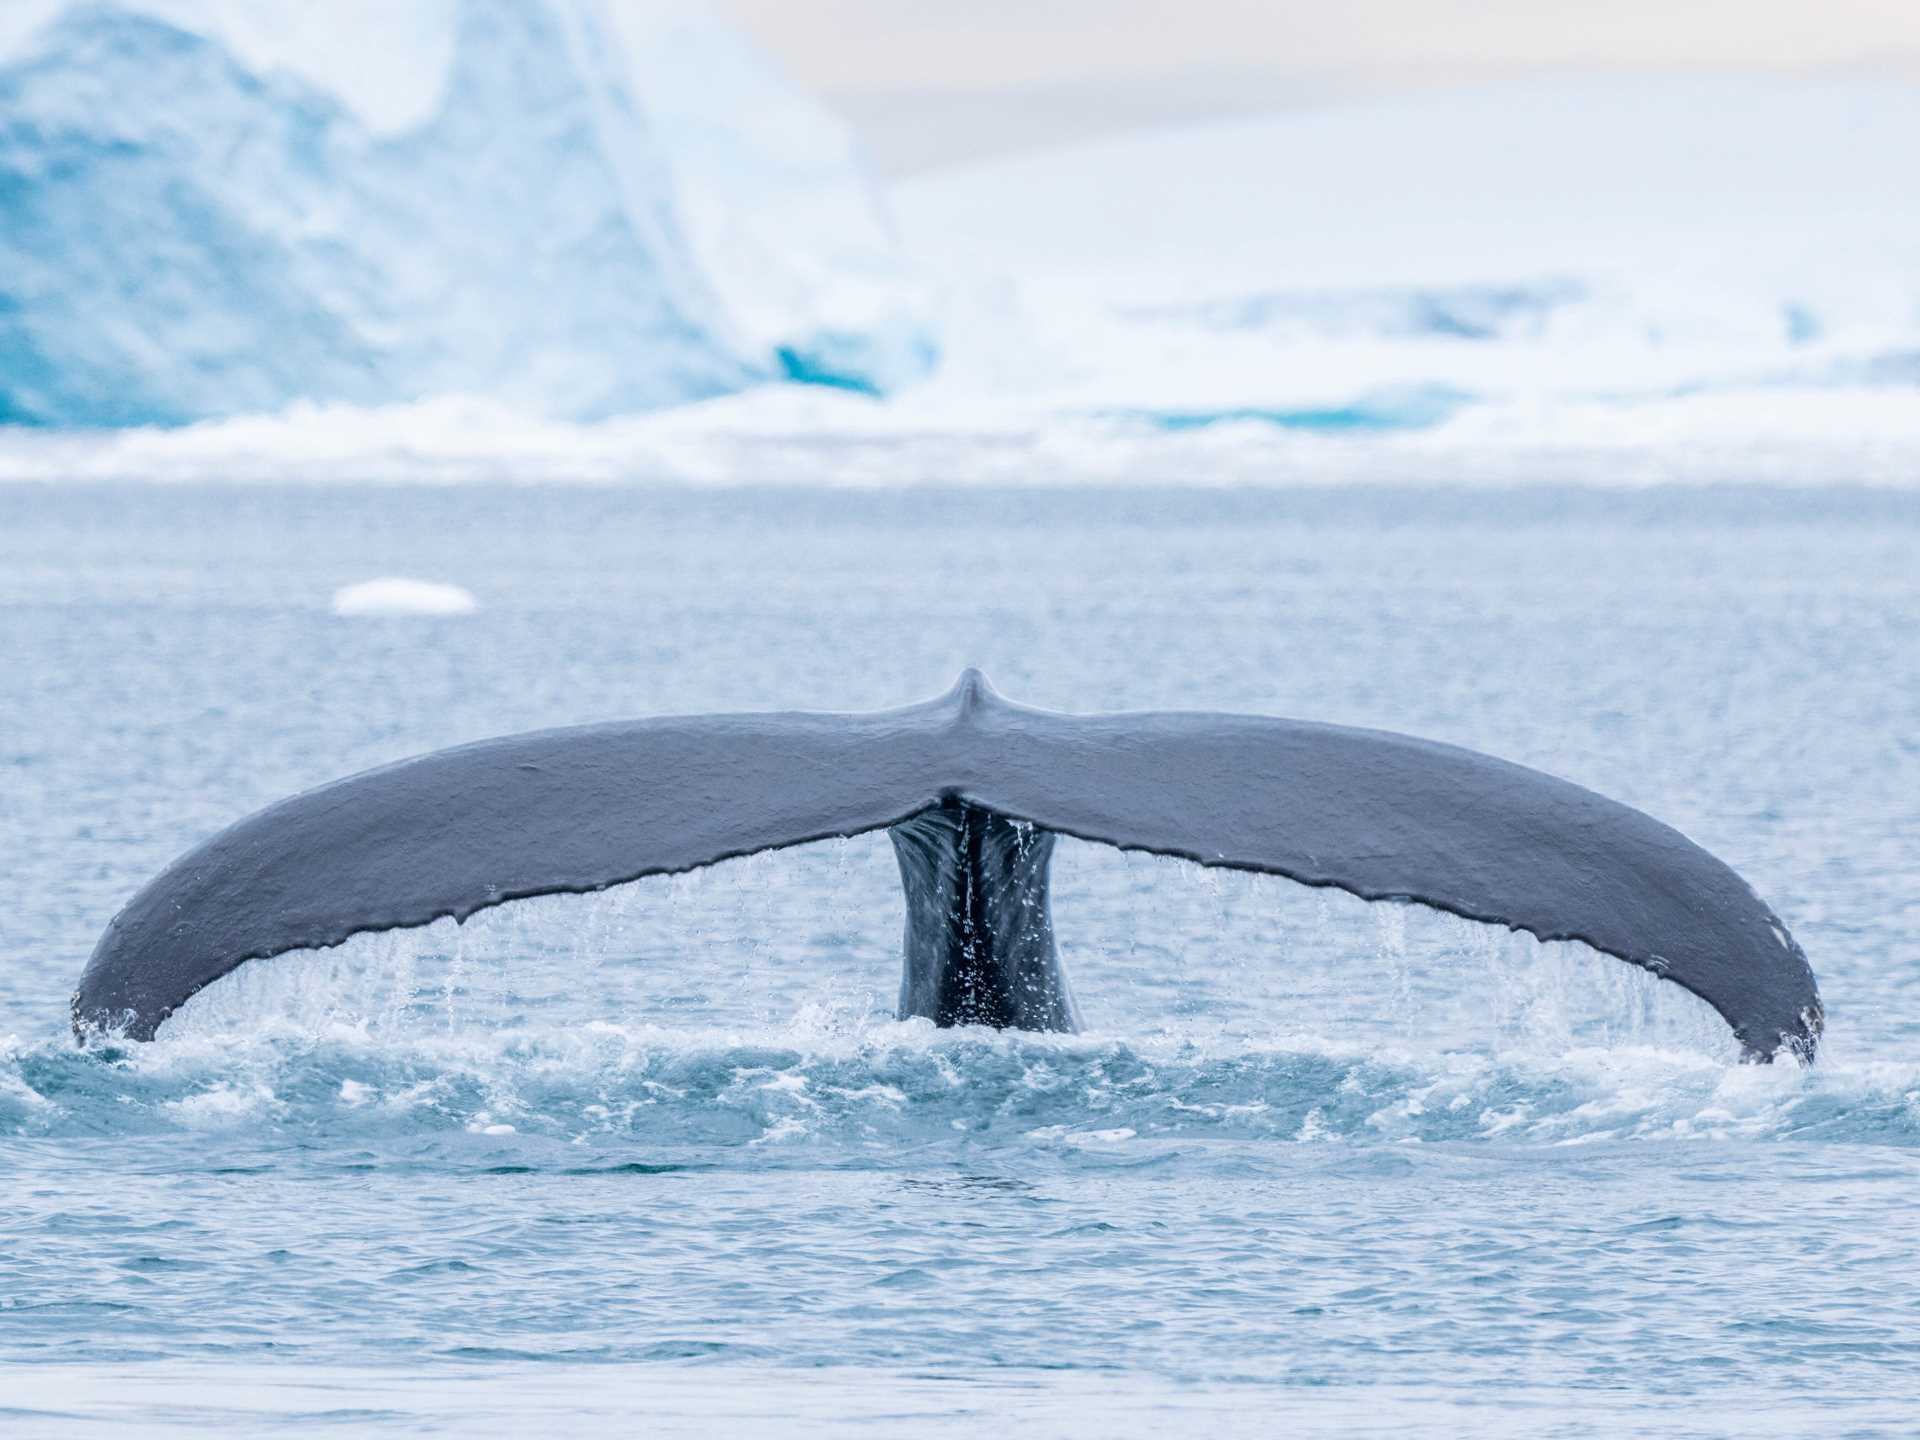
[2,481,1917,1435]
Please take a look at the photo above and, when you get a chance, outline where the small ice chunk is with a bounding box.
[331,577,478,618]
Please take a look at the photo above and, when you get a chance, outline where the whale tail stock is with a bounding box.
[74,670,1821,1061]
[890,795,1077,1032]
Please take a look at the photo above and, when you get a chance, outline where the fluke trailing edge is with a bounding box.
[74,672,1822,1060]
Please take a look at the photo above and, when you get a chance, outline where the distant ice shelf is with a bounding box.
[0,0,933,427]
[893,72,1920,446]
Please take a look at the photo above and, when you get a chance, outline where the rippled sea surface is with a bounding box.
[3,482,1918,1436]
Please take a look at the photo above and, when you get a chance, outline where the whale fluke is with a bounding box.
[74,671,1821,1060]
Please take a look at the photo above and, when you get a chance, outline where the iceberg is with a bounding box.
[0,0,931,427]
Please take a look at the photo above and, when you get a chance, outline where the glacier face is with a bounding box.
[0,0,930,427]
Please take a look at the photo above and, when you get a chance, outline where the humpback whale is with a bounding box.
[74,672,1822,1060]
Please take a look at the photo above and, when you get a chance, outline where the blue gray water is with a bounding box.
[3,482,1918,1435]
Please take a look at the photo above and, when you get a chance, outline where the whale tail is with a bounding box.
[890,796,1077,1031]
[74,671,1821,1061]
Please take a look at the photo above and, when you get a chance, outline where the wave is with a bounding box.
[7,1007,1917,1155]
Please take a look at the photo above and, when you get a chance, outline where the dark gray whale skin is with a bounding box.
[891,799,1078,1032]
[74,671,1821,1060]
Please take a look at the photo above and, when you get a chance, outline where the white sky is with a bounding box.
[721,0,1920,94]
[720,0,1920,172]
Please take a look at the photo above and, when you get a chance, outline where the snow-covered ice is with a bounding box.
[1,34,1915,483]
[893,73,1920,441]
